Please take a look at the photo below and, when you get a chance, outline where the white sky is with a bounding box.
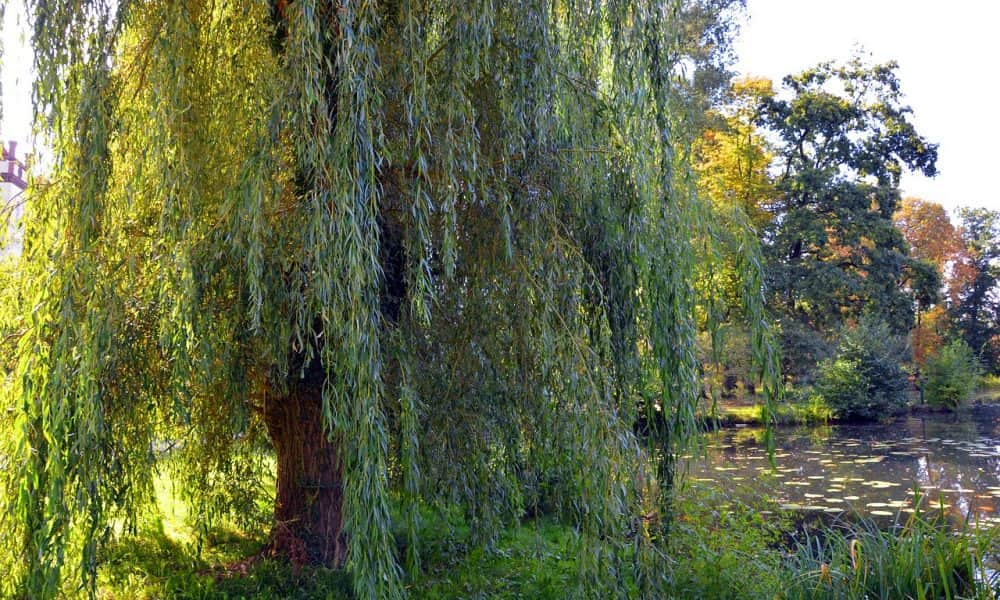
[1,3,31,150]
[734,0,1000,215]
[3,2,999,216]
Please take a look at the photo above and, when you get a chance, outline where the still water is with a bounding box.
[687,403,1000,525]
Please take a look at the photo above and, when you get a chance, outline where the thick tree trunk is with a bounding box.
[262,361,347,566]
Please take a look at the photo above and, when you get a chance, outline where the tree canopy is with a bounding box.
[952,208,1000,371]
[755,58,938,376]
[0,1,777,598]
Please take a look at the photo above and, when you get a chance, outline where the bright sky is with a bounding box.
[734,0,1000,214]
[3,2,999,216]
[1,3,31,149]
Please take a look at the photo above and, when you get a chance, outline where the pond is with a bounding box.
[686,402,1000,526]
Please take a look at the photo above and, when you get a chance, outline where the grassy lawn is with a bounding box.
[708,372,1000,428]
[974,374,1000,401]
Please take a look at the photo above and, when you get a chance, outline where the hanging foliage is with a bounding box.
[0,1,777,598]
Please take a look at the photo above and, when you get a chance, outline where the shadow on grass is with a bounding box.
[99,524,352,599]
[409,518,579,599]
[98,510,579,599]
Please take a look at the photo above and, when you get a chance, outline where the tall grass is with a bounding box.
[785,500,1000,600]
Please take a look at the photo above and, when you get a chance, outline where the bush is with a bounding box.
[815,320,908,421]
[924,340,982,409]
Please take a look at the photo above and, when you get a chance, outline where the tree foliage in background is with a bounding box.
[893,198,962,364]
[0,1,779,598]
[895,198,962,271]
[691,76,776,398]
[693,76,774,230]
[952,208,1000,372]
[757,58,938,378]
[909,305,953,368]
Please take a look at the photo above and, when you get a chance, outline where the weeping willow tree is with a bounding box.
[0,0,777,597]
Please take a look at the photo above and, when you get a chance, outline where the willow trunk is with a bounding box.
[262,363,347,566]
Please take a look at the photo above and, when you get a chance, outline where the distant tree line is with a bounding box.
[693,56,998,416]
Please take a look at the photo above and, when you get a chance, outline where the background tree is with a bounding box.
[952,208,1000,371]
[893,198,963,364]
[692,76,776,397]
[673,0,751,114]
[895,198,962,270]
[756,58,938,378]
[693,77,775,230]
[0,1,777,598]
[923,339,982,409]
[815,318,909,421]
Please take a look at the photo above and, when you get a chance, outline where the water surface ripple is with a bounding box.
[688,403,1000,524]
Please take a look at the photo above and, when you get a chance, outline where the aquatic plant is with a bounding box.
[785,501,1000,600]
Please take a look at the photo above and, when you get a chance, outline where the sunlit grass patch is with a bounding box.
[978,374,1000,398]
[710,396,831,426]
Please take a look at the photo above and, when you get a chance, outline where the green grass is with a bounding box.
[99,512,580,599]
[98,469,352,599]
[708,395,832,427]
[97,469,580,599]
[100,527,353,600]
[411,520,579,599]
[93,476,791,599]
[91,468,1000,599]
[712,376,1000,426]
[977,374,1000,396]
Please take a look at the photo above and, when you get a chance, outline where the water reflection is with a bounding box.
[687,404,1000,525]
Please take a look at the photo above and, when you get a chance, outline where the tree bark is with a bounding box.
[262,360,347,566]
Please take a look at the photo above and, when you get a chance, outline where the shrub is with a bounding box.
[815,320,908,421]
[924,340,982,409]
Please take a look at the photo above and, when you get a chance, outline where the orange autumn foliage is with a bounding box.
[911,305,951,366]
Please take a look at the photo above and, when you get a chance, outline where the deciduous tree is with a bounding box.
[0,1,777,598]
[692,77,776,394]
[895,198,962,270]
[893,198,962,364]
[952,208,1000,371]
[693,77,775,229]
[756,58,938,376]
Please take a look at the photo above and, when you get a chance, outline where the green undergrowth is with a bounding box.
[93,474,1000,599]
[662,480,790,598]
[99,507,579,599]
[94,477,793,599]
[98,470,583,599]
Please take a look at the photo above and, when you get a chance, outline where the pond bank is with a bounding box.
[706,391,1000,428]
